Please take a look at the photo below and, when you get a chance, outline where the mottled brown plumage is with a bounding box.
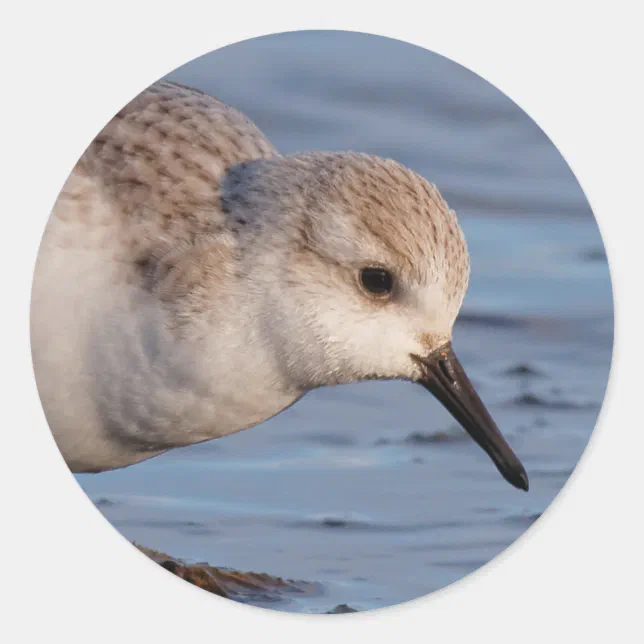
[32,80,472,472]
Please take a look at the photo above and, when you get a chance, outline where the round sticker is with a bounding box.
[31,31,613,613]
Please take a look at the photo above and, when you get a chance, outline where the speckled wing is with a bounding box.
[65,80,278,269]
[32,82,280,471]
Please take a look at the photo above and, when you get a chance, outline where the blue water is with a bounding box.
[76,31,613,613]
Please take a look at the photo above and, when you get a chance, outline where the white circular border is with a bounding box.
[4,1,641,642]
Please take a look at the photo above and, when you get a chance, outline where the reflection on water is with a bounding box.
[76,31,612,612]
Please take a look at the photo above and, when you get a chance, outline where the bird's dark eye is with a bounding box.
[360,267,394,296]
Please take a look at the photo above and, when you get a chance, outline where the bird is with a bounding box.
[31,80,528,491]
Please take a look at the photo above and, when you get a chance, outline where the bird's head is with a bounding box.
[221,152,528,490]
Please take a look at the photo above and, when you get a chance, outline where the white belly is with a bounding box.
[31,175,300,471]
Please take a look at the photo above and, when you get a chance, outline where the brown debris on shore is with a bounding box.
[135,544,330,608]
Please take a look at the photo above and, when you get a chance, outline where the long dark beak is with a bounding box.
[412,344,529,491]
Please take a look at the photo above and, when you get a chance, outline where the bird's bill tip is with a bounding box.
[413,343,529,492]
